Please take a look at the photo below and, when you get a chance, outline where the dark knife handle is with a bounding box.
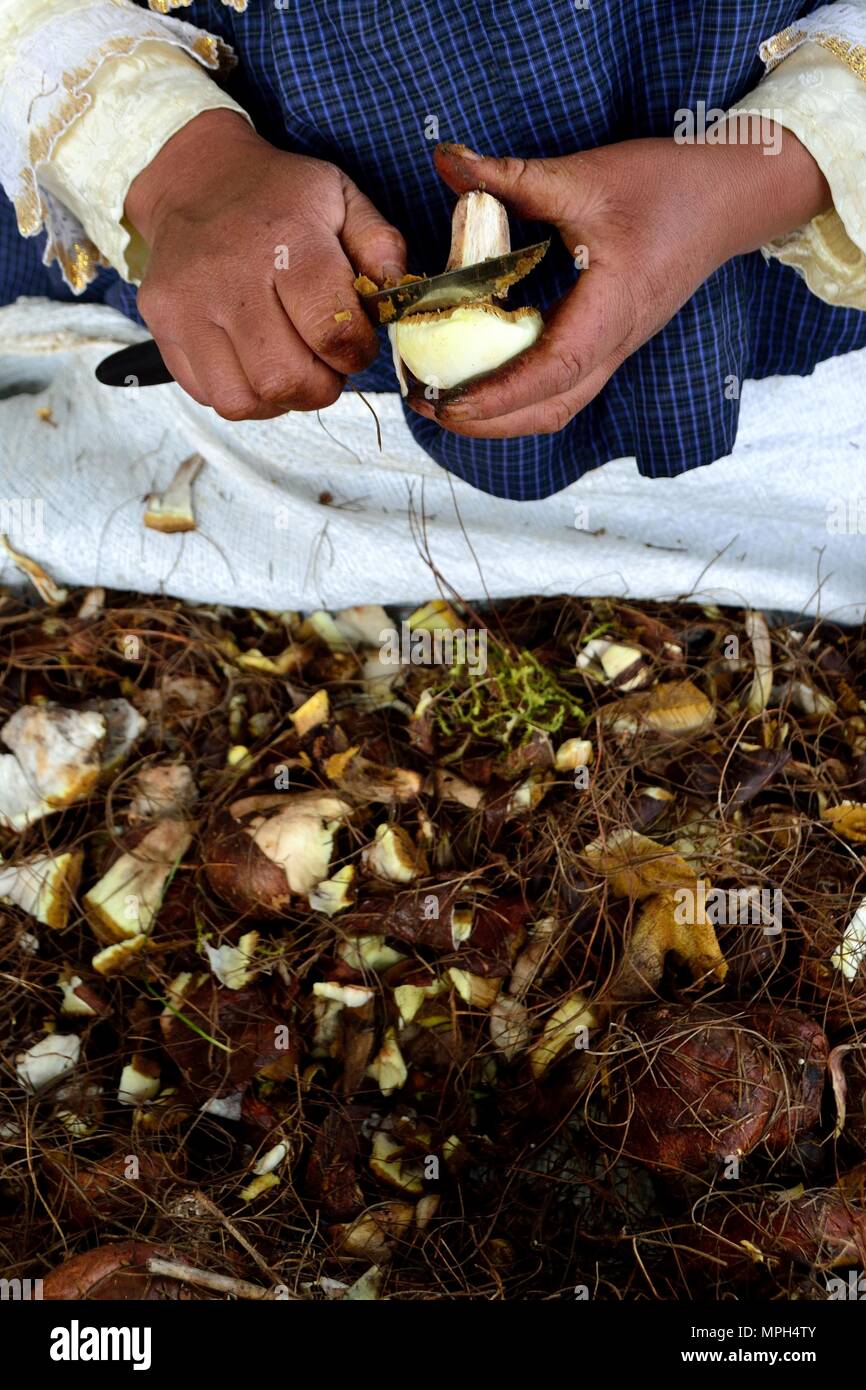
[95,339,174,387]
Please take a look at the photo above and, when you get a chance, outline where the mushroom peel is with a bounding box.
[204,791,351,913]
[2,703,106,806]
[83,817,193,944]
[16,1033,81,1093]
[0,699,145,831]
[0,850,83,929]
[144,453,204,534]
[388,191,543,394]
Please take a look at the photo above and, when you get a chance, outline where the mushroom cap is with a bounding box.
[391,303,542,391]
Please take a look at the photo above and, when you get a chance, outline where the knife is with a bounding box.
[94,240,549,388]
[359,240,549,323]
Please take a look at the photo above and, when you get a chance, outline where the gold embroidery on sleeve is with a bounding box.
[762,26,866,85]
[148,0,248,11]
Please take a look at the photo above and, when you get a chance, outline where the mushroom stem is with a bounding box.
[445,190,510,270]
[0,534,67,605]
[144,453,204,534]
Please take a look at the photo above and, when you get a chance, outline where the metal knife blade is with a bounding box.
[361,240,550,324]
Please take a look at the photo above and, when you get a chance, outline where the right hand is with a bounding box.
[125,109,406,419]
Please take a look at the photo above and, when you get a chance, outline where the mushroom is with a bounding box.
[204,791,351,914]
[447,967,501,1010]
[0,754,55,832]
[128,762,196,822]
[0,534,67,604]
[85,698,148,770]
[92,934,147,976]
[576,640,648,690]
[144,453,204,533]
[2,703,105,807]
[529,992,596,1077]
[202,931,259,990]
[366,1027,408,1096]
[331,1202,415,1260]
[361,824,428,883]
[337,934,405,972]
[505,769,553,817]
[489,995,532,1060]
[252,1141,288,1176]
[118,1054,161,1105]
[388,191,543,395]
[77,587,105,620]
[16,1032,81,1092]
[582,827,699,899]
[743,610,773,716]
[309,864,356,917]
[312,982,375,1008]
[832,896,866,981]
[0,699,145,830]
[393,975,445,1025]
[325,748,423,804]
[289,689,329,737]
[369,1129,424,1193]
[600,679,714,737]
[332,605,392,647]
[58,968,106,1017]
[0,850,82,929]
[83,817,193,944]
[553,738,593,772]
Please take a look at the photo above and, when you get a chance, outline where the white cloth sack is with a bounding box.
[0,296,864,619]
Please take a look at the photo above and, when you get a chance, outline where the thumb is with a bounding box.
[340,176,407,285]
[433,143,568,222]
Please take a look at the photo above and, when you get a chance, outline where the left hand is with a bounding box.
[414,133,831,438]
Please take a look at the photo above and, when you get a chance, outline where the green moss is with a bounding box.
[429,643,583,747]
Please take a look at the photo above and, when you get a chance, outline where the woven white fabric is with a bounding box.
[1,298,864,621]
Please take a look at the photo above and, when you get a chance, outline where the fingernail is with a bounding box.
[438,142,485,162]
[439,399,477,421]
[381,260,403,286]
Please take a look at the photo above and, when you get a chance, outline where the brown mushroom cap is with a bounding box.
[602,1002,828,1176]
[203,811,294,916]
[42,1241,177,1300]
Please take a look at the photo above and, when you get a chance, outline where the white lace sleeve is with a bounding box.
[0,0,251,291]
[732,1,866,310]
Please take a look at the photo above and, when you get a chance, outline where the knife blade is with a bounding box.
[360,240,550,324]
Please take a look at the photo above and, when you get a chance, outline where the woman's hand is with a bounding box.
[125,110,406,419]
[417,132,831,437]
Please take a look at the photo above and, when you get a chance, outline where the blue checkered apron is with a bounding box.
[2,0,864,498]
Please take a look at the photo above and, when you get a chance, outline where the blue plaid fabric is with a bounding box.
[2,0,865,499]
